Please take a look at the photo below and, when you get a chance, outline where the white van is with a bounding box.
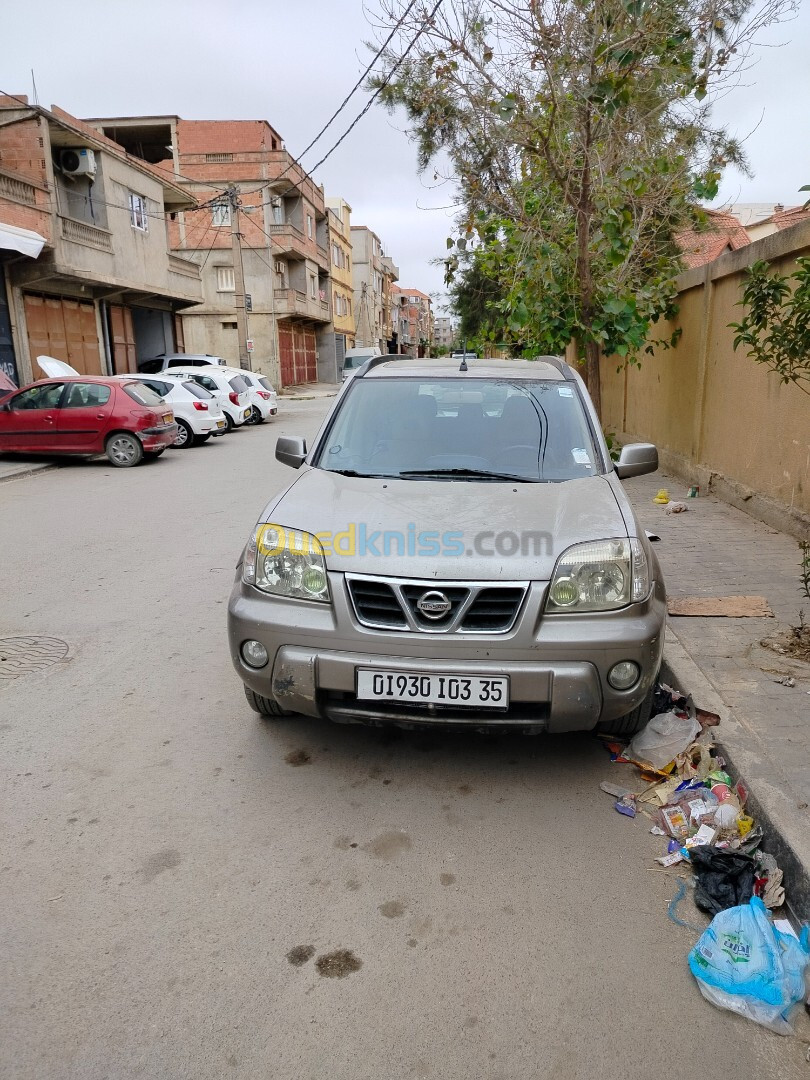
[342,348,385,382]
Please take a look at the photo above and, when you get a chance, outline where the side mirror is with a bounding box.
[614,442,658,479]
[276,435,307,469]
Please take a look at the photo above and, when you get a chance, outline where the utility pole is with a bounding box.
[228,185,251,371]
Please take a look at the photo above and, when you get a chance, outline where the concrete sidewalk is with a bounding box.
[624,470,810,919]
[279,382,340,401]
[0,456,58,483]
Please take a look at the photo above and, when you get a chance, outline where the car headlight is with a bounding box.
[242,523,330,602]
[545,538,649,612]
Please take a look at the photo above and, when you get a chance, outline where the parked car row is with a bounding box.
[0,355,278,468]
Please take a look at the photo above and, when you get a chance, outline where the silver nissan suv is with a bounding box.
[228,356,666,734]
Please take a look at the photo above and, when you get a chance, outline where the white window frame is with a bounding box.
[212,201,231,227]
[216,266,236,292]
[309,274,317,298]
[307,214,314,239]
[128,192,148,232]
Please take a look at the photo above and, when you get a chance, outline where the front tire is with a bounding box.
[106,432,143,468]
[173,418,194,448]
[597,678,656,737]
[244,685,293,718]
[193,433,211,445]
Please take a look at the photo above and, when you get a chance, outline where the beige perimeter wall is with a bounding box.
[600,221,810,537]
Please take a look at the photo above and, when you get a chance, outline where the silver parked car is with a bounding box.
[228,355,666,734]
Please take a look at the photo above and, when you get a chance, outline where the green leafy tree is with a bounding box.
[730,258,810,395]
[371,0,794,414]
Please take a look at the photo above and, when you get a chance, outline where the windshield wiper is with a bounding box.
[327,468,393,479]
[397,468,538,483]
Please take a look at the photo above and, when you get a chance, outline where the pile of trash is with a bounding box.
[600,682,810,1035]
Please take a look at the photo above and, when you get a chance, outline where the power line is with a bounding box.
[306,0,444,176]
[293,0,422,166]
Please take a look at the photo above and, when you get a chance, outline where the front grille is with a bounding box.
[346,575,528,634]
[400,584,469,629]
[348,579,406,628]
[460,588,525,631]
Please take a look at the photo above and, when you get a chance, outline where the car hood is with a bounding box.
[37,355,79,377]
[265,469,628,579]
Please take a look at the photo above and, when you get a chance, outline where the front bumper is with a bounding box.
[228,574,666,732]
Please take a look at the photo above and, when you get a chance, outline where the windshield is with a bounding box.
[315,377,602,482]
[344,354,376,370]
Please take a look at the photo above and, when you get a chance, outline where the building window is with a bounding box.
[212,201,231,227]
[307,214,314,239]
[205,152,233,163]
[347,298,351,316]
[310,274,317,298]
[221,321,238,330]
[272,199,284,224]
[128,192,148,232]
[216,266,235,292]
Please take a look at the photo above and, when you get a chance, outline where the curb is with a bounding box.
[0,462,58,485]
[662,624,810,925]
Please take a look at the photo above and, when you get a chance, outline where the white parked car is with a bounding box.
[125,375,227,447]
[138,353,228,374]
[342,348,385,382]
[162,367,251,432]
[220,368,278,424]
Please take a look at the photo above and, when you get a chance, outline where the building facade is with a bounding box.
[324,195,355,380]
[0,96,201,387]
[433,315,457,351]
[390,286,433,356]
[350,225,399,353]
[87,115,332,387]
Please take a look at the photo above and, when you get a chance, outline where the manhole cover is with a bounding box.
[0,636,69,684]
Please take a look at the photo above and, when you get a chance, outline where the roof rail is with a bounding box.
[355,353,400,378]
[535,354,576,379]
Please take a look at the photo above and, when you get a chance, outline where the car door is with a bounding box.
[0,382,66,451]
[56,382,115,450]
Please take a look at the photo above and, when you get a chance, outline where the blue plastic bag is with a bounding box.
[688,895,810,1034]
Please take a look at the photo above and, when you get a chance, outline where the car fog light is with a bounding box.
[549,576,579,607]
[608,661,640,690]
[241,639,269,668]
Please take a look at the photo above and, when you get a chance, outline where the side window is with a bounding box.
[12,383,65,410]
[198,376,217,392]
[64,383,112,408]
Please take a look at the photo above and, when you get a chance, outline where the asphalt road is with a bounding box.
[1,401,807,1080]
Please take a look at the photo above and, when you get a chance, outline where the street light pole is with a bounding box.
[228,185,251,371]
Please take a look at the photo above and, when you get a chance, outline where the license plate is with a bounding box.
[216,420,226,429]
[356,669,509,708]
[163,413,173,423]
[243,410,250,420]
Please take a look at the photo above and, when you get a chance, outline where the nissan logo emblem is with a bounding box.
[416,590,452,620]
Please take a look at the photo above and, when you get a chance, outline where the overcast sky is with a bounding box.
[1,0,808,309]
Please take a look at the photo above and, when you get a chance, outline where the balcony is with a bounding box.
[59,215,113,252]
[168,253,201,280]
[274,288,331,323]
[265,222,330,272]
[0,169,37,206]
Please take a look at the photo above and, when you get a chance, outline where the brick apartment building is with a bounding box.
[87,115,333,387]
[0,96,201,387]
[390,286,433,356]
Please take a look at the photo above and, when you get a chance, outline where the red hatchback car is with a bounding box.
[0,376,177,467]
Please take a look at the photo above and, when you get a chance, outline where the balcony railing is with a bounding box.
[0,169,37,206]
[274,287,330,322]
[59,215,113,252]
[168,253,201,279]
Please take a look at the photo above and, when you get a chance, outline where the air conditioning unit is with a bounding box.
[60,148,97,177]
